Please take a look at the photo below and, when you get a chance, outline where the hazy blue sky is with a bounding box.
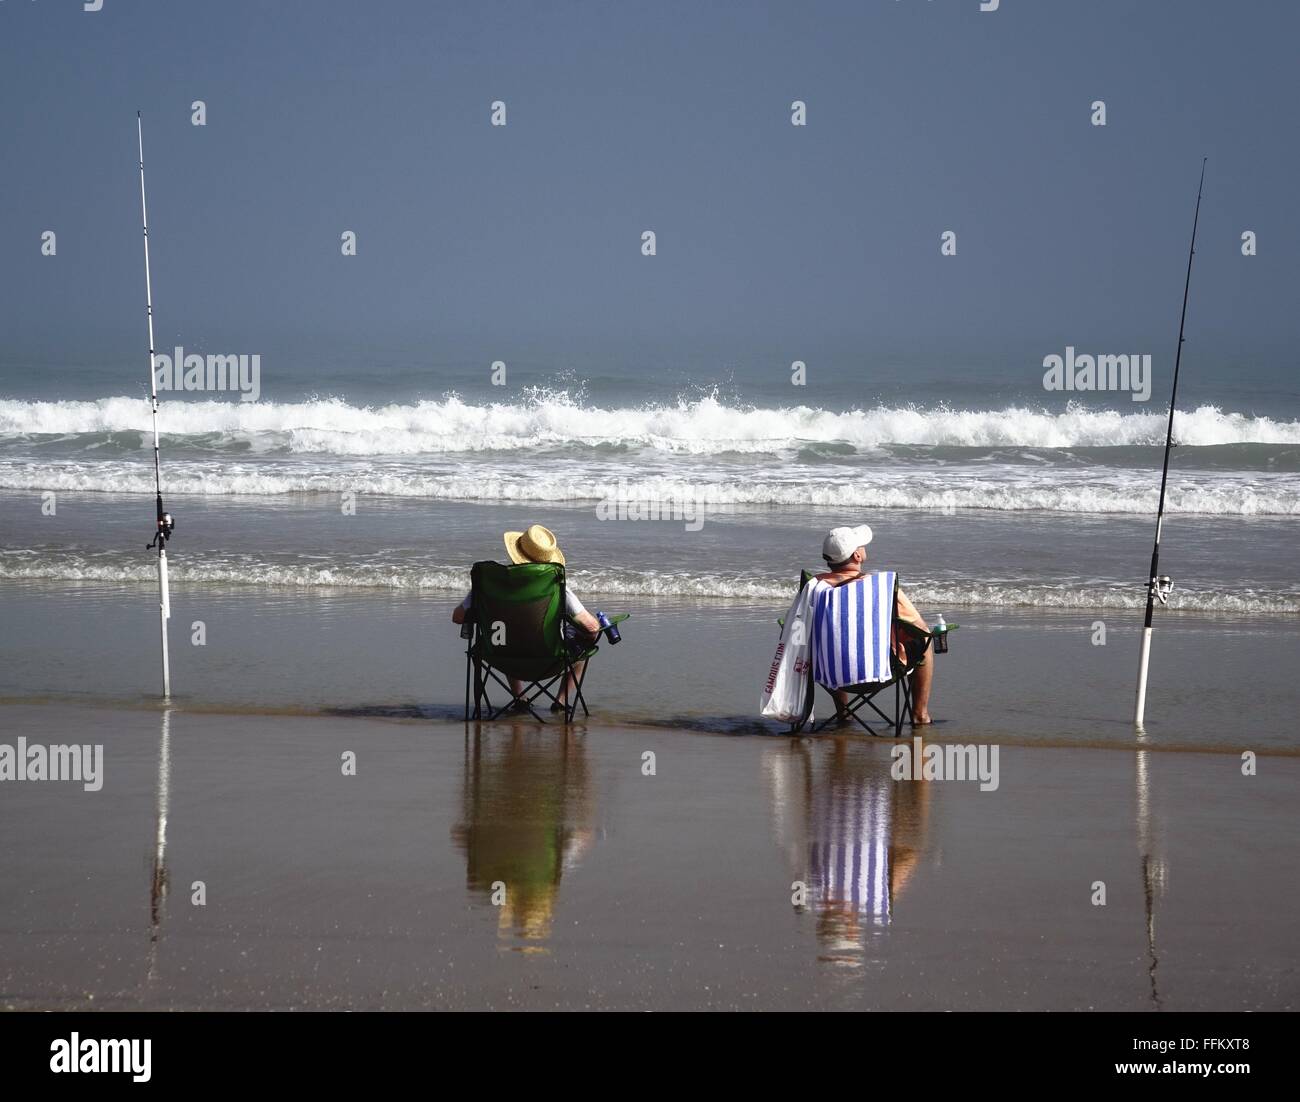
[1,0,1296,390]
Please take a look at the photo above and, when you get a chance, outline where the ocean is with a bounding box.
[1,353,1297,619]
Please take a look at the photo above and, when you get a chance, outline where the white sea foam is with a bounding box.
[0,551,1293,613]
[3,394,1300,454]
[1,459,1295,515]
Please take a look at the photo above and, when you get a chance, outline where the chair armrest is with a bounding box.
[895,620,932,666]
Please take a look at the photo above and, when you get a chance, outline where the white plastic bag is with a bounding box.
[761,580,816,723]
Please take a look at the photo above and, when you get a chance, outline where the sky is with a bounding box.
[0,0,1296,389]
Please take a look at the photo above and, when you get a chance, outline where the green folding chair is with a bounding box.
[463,561,607,724]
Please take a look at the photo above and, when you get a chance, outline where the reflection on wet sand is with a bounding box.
[451,723,596,951]
[1135,739,1168,1009]
[147,708,172,987]
[765,738,931,966]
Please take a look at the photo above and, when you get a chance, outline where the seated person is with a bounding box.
[451,524,601,712]
[813,524,935,725]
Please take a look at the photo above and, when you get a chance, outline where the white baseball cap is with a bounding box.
[822,524,873,564]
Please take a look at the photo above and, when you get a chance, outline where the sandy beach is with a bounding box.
[1,696,1294,1012]
[3,576,1299,1013]
[2,513,1297,1012]
[4,572,1298,748]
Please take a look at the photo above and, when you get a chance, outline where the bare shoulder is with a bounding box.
[814,571,863,586]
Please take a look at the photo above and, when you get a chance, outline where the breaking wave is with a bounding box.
[3,394,1300,455]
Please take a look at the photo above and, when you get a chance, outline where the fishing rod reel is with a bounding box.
[146,494,175,550]
[1146,574,1173,606]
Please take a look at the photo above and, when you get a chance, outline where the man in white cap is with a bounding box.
[815,524,935,725]
[452,524,602,712]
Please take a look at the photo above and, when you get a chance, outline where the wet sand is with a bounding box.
[1,701,1295,1011]
[3,579,1299,750]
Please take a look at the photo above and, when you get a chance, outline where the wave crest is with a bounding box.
[3,394,1299,455]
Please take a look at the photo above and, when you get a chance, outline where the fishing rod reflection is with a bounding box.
[1134,733,1169,1010]
[147,707,172,986]
[451,723,597,950]
[765,738,931,966]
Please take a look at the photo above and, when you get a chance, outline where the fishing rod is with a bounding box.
[1134,158,1206,728]
[137,112,175,699]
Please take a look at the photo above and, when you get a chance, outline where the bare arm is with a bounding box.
[451,605,466,624]
[896,588,928,632]
[573,610,600,635]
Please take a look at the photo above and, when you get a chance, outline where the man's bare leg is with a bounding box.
[831,689,853,723]
[911,641,935,724]
[507,678,531,712]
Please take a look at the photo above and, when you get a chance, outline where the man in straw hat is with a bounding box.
[453,524,603,712]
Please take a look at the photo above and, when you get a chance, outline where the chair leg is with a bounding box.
[568,659,593,723]
[479,665,525,721]
[473,662,577,724]
[804,680,910,738]
[838,687,896,737]
[809,687,835,733]
[523,675,563,723]
[508,669,570,723]
[789,698,811,734]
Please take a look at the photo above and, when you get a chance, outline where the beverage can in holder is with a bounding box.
[597,611,621,645]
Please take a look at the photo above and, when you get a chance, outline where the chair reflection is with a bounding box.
[451,722,597,949]
[766,738,931,964]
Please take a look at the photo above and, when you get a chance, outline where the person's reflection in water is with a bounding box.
[766,737,931,967]
[451,723,596,952]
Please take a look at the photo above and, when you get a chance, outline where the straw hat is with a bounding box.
[504,524,566,566]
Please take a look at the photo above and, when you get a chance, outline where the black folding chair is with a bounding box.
[788,570,933,737]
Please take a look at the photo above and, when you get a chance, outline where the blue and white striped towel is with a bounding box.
[811,571,897,689]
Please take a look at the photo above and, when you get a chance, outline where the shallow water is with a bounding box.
[2,577,1296,752]
[0,704,1294,1011]
[2,490,1297,614]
